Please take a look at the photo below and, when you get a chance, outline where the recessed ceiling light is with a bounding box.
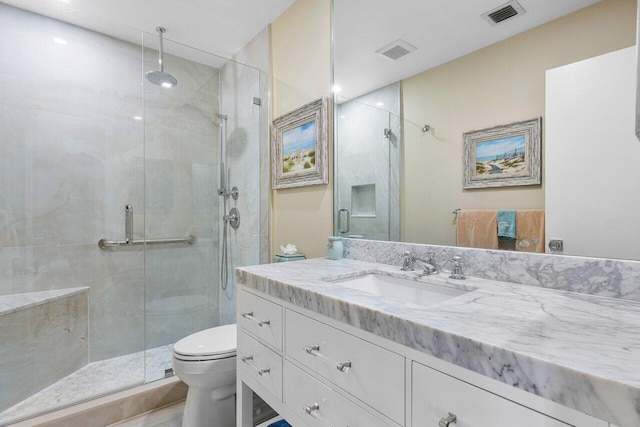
[53,37,67,45]
[332,85,342,93]
[339,115,346,119]
[375,102,384,107]
[133,116,143,121]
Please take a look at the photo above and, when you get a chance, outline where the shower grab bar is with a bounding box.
[98,234,197,248]
[98,204,197,249]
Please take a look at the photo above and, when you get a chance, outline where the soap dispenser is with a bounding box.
[327,236,344,260]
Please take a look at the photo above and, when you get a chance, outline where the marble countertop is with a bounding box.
[236,258,640,426]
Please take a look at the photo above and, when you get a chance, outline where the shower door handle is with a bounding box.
[338,208,350,234]
[125,205,134,244]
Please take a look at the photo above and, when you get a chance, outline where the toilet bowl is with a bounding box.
[172,324,237,427]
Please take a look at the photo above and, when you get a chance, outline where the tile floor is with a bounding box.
[0,345,174,425]
[110,401,286,427]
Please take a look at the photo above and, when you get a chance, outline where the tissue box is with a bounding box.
[273,253,306,263]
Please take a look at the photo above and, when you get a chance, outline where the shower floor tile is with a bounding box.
[0,344,174,425]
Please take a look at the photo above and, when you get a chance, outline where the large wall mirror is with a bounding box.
[333,0,640,260]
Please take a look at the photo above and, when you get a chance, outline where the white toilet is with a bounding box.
[172,324,237,427]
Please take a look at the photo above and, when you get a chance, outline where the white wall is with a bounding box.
[545,46,640,259]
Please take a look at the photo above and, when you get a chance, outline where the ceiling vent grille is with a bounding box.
[482,1,526,26]
[376,39,417,61]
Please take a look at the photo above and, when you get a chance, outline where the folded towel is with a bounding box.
[456,210,499,249]
[497,209,516,240]
[515,210,545,253]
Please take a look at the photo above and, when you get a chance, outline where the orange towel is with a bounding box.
[456,210,499,249]
[516,210,545,253]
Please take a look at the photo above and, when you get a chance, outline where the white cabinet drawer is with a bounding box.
[412,361,570,427]
[284,361,397,427]
[239,290,283,351]
[240,332,283,400]
[285,310,405,424]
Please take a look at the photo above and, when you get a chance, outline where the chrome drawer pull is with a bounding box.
[303,345,352,372]
[439,412,457,427]
[241,355,271,376]
[303,403,335,427]
[241,311,271,327]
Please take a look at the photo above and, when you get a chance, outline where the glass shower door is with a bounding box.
[142,35,223,382]
[335,99,400,241]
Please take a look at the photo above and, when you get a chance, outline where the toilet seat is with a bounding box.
[173,324,237,361]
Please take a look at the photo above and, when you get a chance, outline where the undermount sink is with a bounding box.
[329,274,469,308]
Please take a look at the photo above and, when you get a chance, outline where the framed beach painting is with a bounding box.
[462,117,541,189]
[271,97,329,189]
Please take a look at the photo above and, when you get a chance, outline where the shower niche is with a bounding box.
[351,184,376,218]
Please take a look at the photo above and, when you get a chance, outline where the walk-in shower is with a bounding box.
[0,2,268,424]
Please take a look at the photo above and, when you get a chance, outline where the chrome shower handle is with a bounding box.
[125,205,133,245]
[338,208,350,234]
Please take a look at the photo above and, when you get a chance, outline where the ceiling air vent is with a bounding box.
[376,39,417,61]
[482,1,526,26]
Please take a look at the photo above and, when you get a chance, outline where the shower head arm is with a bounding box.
[156,26,165,72]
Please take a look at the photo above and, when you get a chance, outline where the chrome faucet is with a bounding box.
[401,251,440,275]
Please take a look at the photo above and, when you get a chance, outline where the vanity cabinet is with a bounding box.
[285,309,405,424]
[411,362,569,427]
[240,332,283,400]
[237,287,609,427]
[284,360,395,427]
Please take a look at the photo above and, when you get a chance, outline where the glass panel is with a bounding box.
[142,35,222,382]
[218,60,262,326]
[0,3,145,422]
[335,84,401,241]
[141,33,263,381]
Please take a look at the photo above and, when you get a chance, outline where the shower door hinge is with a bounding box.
[253,97,262,106]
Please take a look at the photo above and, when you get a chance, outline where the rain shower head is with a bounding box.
[145,27,177,88]
[145,70,177,88]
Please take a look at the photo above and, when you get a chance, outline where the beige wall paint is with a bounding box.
[270,0,333,258]
[401,0,636,245]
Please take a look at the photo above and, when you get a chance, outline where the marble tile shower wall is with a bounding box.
[0,3,221,362]
[344,238,640,302]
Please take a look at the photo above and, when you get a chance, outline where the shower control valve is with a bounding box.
[217,186,239,200]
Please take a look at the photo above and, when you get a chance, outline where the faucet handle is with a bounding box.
[401,251,415,271]
[448,256,466,280]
